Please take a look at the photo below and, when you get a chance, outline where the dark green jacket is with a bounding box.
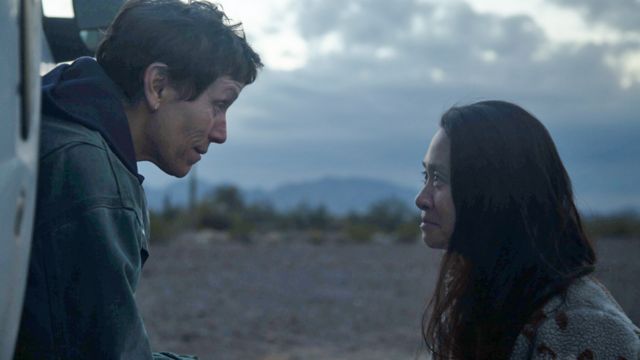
[15,58,196,360]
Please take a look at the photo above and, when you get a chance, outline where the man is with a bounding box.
[15,0,262,358]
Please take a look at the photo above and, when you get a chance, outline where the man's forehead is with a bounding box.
[214,76,244,89]
[205,76,244,99]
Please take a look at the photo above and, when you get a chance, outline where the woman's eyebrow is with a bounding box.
[423,163,448,174]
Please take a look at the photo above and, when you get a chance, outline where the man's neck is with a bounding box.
[123,103,149,163]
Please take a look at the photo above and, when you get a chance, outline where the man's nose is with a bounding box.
[210,115,227,144]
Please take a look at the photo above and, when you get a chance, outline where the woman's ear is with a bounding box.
[142,62,170,111]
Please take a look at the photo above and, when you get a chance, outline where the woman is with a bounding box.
[415,100,639,359]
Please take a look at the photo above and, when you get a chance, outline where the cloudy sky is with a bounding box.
[45,0,640,213]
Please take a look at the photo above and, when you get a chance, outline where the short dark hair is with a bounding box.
[96,0,263,103]
[424,101,596,359]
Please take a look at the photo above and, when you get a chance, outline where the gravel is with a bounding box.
[136,237,639,360]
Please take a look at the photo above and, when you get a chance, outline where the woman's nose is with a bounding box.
[415,185,432,210]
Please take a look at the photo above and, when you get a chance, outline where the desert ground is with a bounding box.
[137,237,640,360]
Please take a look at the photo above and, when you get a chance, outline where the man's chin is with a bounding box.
[157,163,191,178]
[172,166,192,178]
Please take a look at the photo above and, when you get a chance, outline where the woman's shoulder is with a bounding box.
[562,276,628,314]
[510,276,640,359]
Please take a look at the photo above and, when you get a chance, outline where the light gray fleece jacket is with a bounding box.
[509,276,640,359]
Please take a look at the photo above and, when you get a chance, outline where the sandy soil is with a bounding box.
[136,237,640,360]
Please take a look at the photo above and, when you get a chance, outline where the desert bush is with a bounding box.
[364,198,413,233]
[345,223,375,243]
[243,201,280,230]
[585,211,640,238]
[229,214,255,242]
[281,203,335,231]
[308,229,326,245]
[149,211,187,243]
[209,185,245,213]
[394,221,420,244]
[193,203,232,230]
[149,185,427,245]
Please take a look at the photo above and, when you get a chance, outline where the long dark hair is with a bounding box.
[423,101,596,359]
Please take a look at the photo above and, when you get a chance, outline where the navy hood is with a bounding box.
[41,57,143,183]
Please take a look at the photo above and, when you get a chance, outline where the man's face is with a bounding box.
[146,76,244,177]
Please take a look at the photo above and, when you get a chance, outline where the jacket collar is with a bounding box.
[41,57,144,183]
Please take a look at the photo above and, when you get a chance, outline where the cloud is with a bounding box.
[142,0,640,212]
[545,0,640,89]
[280,1,637,96]
[550,0,640,32]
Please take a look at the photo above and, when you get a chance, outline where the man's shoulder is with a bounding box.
[39,115,116,184]
[36,116,145,222]
[40,114,106,158]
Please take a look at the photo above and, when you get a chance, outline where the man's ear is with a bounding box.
[143,62,170,111]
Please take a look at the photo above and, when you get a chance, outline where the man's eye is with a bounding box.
[422,171,428,184]
[213,101,229,111]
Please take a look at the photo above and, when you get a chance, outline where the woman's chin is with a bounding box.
[422,233,448,250]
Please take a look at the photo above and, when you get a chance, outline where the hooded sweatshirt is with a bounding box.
[15,57,196,360]
[40,56,142,182]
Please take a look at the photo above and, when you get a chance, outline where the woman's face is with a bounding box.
[415,128,456,249]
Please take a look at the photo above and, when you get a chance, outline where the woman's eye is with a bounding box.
[432,171,446,187]
[422,170,446,186]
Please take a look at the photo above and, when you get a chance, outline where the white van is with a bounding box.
[0,1,122,357]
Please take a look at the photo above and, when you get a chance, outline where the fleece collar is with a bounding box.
[41,57,144,183]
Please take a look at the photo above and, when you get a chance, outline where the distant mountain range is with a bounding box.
[143,176,418,215]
